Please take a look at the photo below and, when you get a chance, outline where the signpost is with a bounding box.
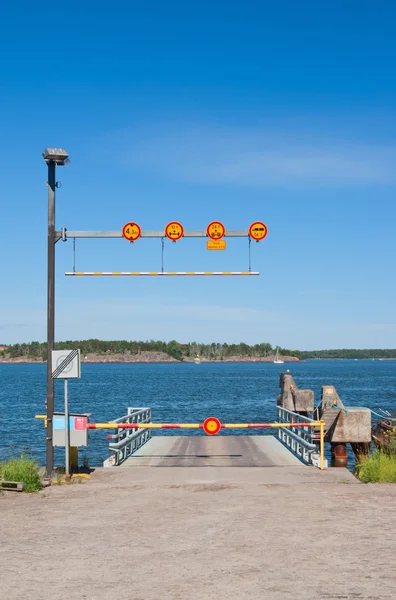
[207,240,226,250]
[249,221,268,241]
[206,221,225,240]
[165,221,184,241]
[52,350,81,476]
[122,222,141,242]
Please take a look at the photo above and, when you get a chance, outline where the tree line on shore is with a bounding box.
[1,339,396,361]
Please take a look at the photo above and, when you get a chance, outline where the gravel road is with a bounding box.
[1,467,395,600]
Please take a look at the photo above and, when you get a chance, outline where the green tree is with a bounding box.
[166,340,184,361]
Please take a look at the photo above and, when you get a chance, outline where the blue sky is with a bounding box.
[0,1,395,349]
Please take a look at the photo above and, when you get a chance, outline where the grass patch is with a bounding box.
[0,455,42,492]
[356,450,396,483]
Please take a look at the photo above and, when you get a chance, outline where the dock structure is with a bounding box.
[93,371,372,471]
[117,435,302,468]
[36,369,374,472]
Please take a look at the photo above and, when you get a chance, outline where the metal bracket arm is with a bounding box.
[57,228,250,241]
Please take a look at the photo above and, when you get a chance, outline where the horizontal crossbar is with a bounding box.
[57,229,250,240]
[65,271,259,276]
[89,422,322,429]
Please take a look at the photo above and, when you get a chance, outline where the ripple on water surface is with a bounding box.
[0,360,395,466]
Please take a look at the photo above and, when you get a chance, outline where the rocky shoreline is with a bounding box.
[0,351,300,364]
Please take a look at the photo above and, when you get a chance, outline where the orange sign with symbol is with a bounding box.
[122,222,141,242]
[203,417,221,435]
[249,221,268,241]
[165,221,184,241]
[207,221,225,240]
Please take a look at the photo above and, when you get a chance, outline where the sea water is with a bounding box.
[0,360,395,466]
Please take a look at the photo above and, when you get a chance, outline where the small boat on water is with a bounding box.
[273,347,284,364]
[194,355,201,365]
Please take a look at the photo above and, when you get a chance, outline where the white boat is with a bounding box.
[194,356,201,364]
[273,347,284,364]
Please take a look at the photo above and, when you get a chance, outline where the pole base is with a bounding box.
[69,447,78,472]
[331,443,348,468]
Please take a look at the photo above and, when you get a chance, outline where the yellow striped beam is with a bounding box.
[88,421,323,430]
[65,271,259,276]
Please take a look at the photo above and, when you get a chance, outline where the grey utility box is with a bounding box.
[53,412,90,447]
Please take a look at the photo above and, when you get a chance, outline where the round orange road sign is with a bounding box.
[122,222,141,242]
[165,221,184,241]
[207,221,226,240]
[249,221,268,241]
[203,417,221,435]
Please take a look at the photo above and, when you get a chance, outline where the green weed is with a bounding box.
[0,455,42,492]
[356,450,396,483]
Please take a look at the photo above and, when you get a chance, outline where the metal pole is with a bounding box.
[320,421,325,470]
[64,379,70,477]
[73,238,76,273]
[46,160,56,476]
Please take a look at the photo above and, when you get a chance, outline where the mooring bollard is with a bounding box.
[331,443,348,468]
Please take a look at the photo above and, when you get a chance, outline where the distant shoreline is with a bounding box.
[0,353,300,364]
[2,356,396,365]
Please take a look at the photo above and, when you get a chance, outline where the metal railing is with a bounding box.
[277,406,327,468]
[104,408,151,467]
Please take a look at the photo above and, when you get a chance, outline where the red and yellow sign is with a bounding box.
[203,417,222,435]
[249,221,268,241]
[165,221,184,241]
[207,221,225,240]
[122,222,141,242]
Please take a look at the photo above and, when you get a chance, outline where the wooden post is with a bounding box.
[351,442,371,464]
[69,447,78,472]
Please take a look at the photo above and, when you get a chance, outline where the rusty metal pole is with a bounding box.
[46,159,56,476]
[43,148,69,477]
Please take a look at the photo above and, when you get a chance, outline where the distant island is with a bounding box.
[0,340,395,363]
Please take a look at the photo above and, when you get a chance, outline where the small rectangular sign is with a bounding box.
[74,417,87,430]
[52,349,81,379]
[207,240,226,250]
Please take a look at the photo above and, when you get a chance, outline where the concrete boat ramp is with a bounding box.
[119,435,303,468]
[116,435,358,485]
